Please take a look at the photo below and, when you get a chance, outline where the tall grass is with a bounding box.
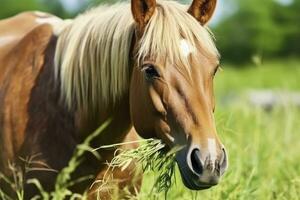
[0,120,111,200]
[94,139,181,198]
[137,105,300,200]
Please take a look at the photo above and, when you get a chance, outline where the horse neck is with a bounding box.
[71,35,137,147]
[74,93,133,147]
[29,35,133,150]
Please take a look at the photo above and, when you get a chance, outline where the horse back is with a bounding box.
[0,12,60,58]
[0,12,59,174]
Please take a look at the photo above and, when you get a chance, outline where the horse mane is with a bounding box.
[55,1,219,111]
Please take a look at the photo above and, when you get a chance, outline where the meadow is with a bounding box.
[1,59,300,200]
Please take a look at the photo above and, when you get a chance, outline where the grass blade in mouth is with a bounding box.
[95,138,183,197]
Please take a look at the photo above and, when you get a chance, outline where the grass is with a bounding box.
[215,59,300,96]
[137,104,300,200]
[92,139,179,199]
[0,120,112,200]
[1,59,300,199]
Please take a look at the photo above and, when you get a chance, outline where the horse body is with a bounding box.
[0,13,56,174]
[0,0,228,199]
[0,12,139,198]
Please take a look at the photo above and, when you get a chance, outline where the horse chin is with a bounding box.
[176,164,212,190]
[175,157,215,191]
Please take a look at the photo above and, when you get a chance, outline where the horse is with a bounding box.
[0,0,228,199]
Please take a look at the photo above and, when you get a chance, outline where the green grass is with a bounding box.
[93,139,179,199]
[138,105,300,200]
[215,59,300,96]
[0,120,112,200]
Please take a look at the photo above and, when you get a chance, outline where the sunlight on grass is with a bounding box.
[137,105,300,200]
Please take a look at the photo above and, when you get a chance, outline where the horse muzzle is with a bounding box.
[175,144,228,190]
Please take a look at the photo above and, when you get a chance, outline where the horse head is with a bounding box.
[129,0,228,190]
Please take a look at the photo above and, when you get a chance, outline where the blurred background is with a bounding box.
[1,0,299,199]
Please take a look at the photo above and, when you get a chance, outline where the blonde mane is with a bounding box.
[55,1,219,111]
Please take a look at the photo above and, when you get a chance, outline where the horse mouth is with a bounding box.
[175,152,219,190]
[176,161,214,190]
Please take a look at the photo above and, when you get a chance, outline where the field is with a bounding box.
[138,59,300,200]
[1,60,300,200]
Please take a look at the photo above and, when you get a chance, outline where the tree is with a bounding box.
[0,0,41,19]
[213,0,300,63]
[0,0,69,19]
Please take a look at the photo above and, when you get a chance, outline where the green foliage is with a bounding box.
[0,0,69,19]
[0,120,111,200]
[214,0,300,63]
[0,163,25,200]
[31,120,111,200]
[274,0,300,56]
[0,0,40,18]
[97,139,179,198]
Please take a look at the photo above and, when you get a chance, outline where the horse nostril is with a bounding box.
[220,148,228,175]
[190,149,203,175]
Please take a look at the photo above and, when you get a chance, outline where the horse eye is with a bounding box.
[213,68,218,76]
[213,64,220,76]
[142,64,160,79]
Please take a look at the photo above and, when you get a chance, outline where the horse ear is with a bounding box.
[131,0,156,30]
[188,0,217,25]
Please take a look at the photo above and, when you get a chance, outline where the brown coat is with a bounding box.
[0,12,139,199]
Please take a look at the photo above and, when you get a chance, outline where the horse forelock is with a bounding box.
[54,0,219,111]
[137,1,219,70]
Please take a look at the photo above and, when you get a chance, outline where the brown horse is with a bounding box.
[0,0,228,199]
